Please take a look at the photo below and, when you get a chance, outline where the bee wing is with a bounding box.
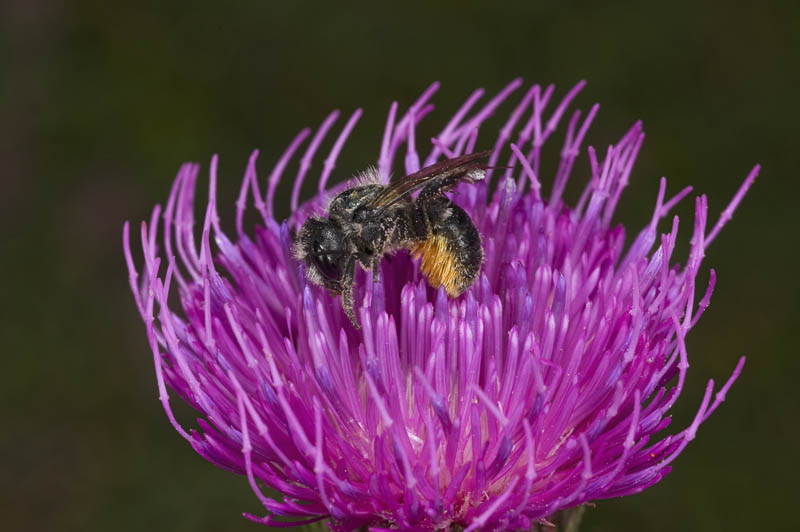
[368,150,491,208]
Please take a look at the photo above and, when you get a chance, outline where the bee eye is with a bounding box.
[299,218,346,284]
[312,253,342,281]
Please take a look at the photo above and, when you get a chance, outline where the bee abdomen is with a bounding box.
[410,199,482,297]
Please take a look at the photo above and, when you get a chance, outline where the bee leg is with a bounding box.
[362,219,394,283]
[340,255,359,328]
[371,258,381,281]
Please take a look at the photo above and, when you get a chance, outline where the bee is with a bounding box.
[294,151,489,328]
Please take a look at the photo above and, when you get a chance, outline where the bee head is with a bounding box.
[295,217,348,287]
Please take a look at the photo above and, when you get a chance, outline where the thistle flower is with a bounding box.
[123,79,757,531]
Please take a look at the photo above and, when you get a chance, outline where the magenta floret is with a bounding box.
[124,80,757,531]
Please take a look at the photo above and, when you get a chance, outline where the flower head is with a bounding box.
[124,80,757,531]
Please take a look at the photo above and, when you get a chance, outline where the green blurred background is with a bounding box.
[2,1,797,530]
